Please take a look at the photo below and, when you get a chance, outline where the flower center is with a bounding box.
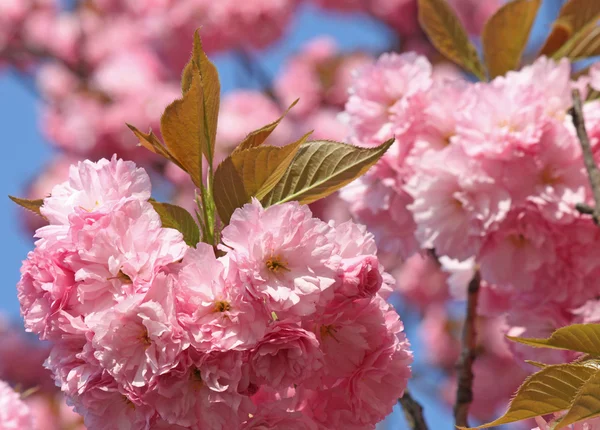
[265,255,290,273]
[320,324,339,342]
[139,327,151,346]
[214,300,231,313]
[509,233,528,248]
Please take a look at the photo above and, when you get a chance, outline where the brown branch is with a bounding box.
[399,389,429,430]
[570,89,600,225]
[453,270,481,428]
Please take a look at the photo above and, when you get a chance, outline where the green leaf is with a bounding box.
[160,31,220,186]
[261,138,394,206]
[149,200,200,247]
[417,0,486,80]
[482,0,540,78]
[557,368,600,429]
[508,323,600,355]
[126,124,185,171]
[539,0,600,57]
[232,99,299,154]
[9,196,47,220]
[213,133,308,224]
[460,363,599,429]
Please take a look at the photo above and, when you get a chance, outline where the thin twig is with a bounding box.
[453,270,481,428]
[399,389,429,430]
[570,89,600,225]
[236,49,281,108]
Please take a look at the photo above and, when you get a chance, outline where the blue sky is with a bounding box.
[0,2,565,428]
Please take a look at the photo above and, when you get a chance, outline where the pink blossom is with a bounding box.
[70,379,155,430]
[590,63,600,93]
[41,155,151,225]
[0,380,35,429]
[86,274,188,390]
[407,146,511,260]
[340,173,419,258]
[250,322,324,389]
[144,361,253,429]
[23,155,75,233]
[67,199,187,301]
[242,400,318,429]
[176,245,269,352]
[345,52,432,147]
[300,302,411,428]
[310,296,410,388]
[221,200,338,317]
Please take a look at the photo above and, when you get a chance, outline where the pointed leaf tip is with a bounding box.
[509,323,600,355]
[9,196,47,220]
[418,0,486,80]
[261,138,394,207]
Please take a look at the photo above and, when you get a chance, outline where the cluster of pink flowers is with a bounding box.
[17,156,412,429]
[342,51,600,368]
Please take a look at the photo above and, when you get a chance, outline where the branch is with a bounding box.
[399,389,429,430]
[236,49,281,108]
[570,89,600,225]
[453,270,481,427]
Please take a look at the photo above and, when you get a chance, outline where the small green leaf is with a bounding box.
[9,196,47,220]
[418,0,486,80]
[508,323,600,355]
[460,363,599,429]
[232,99,299,154]
[539,0,600,57]
[261,139,394,206]
[482,0,541,78]
[149,200,200,247]
[213,133,308,224]
[557,368,600,429]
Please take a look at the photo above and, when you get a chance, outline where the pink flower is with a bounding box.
[176,245,270,352]
[0,380,35,429]
[221,200,338,318]
[41,155,151,225]
[340,173,419,258]
[407,146,511,260]
[250,322,324,389]
[478,206,557,294]
[145,361,254,429]
[67,199,187,301]
[242,401,318,429]
[86,274,188,390]
[310,296,410,388]
[70,379,155,430]
[17,228,78,340]
[345,52,432,147]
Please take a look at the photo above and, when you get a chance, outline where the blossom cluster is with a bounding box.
[17,156,412,429]
[341,52,600,369]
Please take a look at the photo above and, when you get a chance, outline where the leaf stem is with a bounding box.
[454,270,481,427]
